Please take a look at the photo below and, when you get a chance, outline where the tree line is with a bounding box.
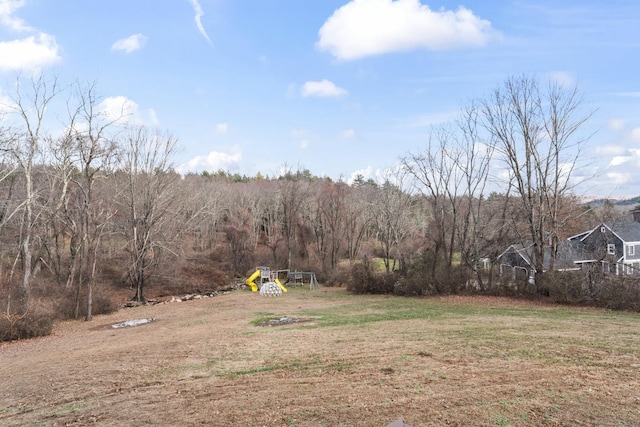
[0,73,633,340]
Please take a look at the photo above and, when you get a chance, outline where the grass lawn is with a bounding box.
[1,287,639,426]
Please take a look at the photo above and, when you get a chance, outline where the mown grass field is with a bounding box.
[1,287,639,426]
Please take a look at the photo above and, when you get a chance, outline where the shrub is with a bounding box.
[533,269,640,312]
[0,312,54,341]
[0,292,56,342]
[325,264,350,287]
[596,276,640,311]
[538,271,586,303]
[393,275,430,296]
[347,260,396,294]
[45,283,119,320]
[393,251,436,296]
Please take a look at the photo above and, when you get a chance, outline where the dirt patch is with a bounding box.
[1,288,639,427]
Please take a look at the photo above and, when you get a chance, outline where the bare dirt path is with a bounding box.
[1,288,639,426]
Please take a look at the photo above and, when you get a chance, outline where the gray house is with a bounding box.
[568,220,640,275]
[498,212,640,279]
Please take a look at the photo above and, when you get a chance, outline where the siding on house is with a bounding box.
[625,242,640,261]
[501,219,640,278]
[579,225,623,261]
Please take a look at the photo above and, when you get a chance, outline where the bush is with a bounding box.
[393,276,430,296]
[0,312,54,341]
[596,276,640,311]
[47,283,119,320]
[539,271,586,303]
[325,264,351,287]
[347,260,396,294]
[533,269,640,312]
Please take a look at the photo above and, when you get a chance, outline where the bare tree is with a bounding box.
[181,173,225,251]
[480,75,591,283]
[45,130,76,285]
[114,126,179,303]
[344,180,373,263]
[278,167,310,271]
[67,81,120,320]
[258,181,284,265]
[370,170,413,273]
[222,183,263,273]
[2,74,61,310]
[307,179,347,271]
[456,102,494,288]
[403,127,464,273]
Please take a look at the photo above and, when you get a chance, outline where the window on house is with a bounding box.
[629,245,635,256]
[601,226,606,233]
[607,244,616,255]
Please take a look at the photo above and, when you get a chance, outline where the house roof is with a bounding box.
[568,230,590,241]
[610,221,640,243]
[554,240,588,270]
[497,243,534,267]
[576,221,640,244]
[498,240,585,272]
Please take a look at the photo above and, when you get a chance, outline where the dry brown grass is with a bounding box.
[1,288,639,426]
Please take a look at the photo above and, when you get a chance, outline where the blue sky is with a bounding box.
[0,0,639,198]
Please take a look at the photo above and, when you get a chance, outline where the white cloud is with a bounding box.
[111,34,148,53]
[0,34,60,71]
[188,0,212,45]
[347,166,374,184]
[99,96,156,126]
[100,96,141,123]
[605,172,630,185]
[589,145,640,197]
[301,79,347,98]
[0,0,32,32]
[585,116,640,197]
[317,0,499,60]
[608,156,631,167]
[177,150,242,174]
[346,165,390,185]
[216,122,228,134]
[0,1,61,70]
[299,139,309,149]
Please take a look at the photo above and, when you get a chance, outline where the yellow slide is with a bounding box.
[246,270,260,292]
[274,278,287,293]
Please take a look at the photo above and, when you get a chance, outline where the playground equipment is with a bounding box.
[259,282,283,297]
[245,267,320,295]
[246,266,287,295]
[288,271,320,290]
